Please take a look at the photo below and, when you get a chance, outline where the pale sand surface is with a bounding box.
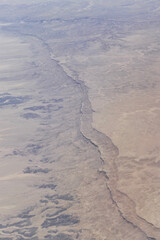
[83,31,160,229]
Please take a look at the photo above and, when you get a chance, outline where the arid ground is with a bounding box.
[0,1,160,239]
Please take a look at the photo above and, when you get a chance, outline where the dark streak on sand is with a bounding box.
[42,214,79,228]
[22,113,40,119]
[38,184,57,190]
[45,233,73,240]
[23,166,50,174]
[0,95,29,107]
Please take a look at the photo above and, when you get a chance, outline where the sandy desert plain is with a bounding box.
[0,0,160,239]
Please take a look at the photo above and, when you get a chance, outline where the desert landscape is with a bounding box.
[0,0,160,239]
